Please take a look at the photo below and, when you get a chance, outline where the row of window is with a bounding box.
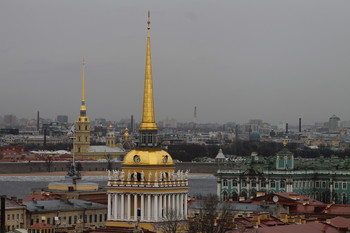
[295,181,347,190]
[5,213,24,221]
[223,179,349,190]
[77,136,89,142]
[31,214,107,226]
[222,179,282,188]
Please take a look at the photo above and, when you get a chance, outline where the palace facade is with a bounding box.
[216,144,350,204]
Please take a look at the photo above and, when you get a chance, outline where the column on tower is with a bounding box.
[154,195,158,221]
[147,195,151,221]
[134,194,138,221]
[107,193,111,220]
[176,194,180,216]
[114,194,118,220]
[127,194,131,220]
[184,193,188,219]
[180,193,184,219]
[163,194,167,218]
[159,195,163,220]
[141,194,145,221]
[121,194,125,220]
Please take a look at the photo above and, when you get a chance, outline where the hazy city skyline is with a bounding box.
[1,0,350,125]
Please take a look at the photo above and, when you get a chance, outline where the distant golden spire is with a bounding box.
[80,58,87,114]
[139,11,158,130]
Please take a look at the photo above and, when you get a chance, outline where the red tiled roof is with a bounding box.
[329,216,350,228]
[28,222,54,229]
[324,205,350,215]
[257,222,338,233]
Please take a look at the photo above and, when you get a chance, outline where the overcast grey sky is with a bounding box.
[1,0,350,125]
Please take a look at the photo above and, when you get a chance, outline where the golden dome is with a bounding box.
[123,148,174,166]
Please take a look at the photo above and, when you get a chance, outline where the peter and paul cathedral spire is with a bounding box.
[80,58,87,116]
[74,59,91,154]
[139,11,158,147]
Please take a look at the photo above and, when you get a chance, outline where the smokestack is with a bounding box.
[1,196,6,233]
[130,115,134,133]
[43,128,47,148]
[286,123,289,134]
[299,118,301,133]
[194,106,197,118]
[37,111,40,132]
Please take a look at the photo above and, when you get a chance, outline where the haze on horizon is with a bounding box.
[1,0,350,126]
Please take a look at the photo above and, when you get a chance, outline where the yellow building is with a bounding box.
[105,12,189,232]
[73,61,125,160]
[3,197,26,231]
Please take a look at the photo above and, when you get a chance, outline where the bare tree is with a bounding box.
[45,156,53,172]
[189,194,235,233]
[105,154,113,171]
[155,210,187,233]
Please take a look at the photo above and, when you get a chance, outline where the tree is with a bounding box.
[189,194,235,233]
[45,156,53,172]
[155,210,187,233]
[105,154,113,171]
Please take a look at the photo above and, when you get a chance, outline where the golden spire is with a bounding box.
[139,11,158,131]
[80,58,87,114]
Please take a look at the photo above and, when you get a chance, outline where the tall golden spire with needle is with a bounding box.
[139,11,158,131]
[80,58,87,116]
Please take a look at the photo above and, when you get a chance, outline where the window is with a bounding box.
[280,180,286,189]
[94,215,97,222]
[242,180,247,187]
[335,182,339,189]
[322,182,326,188]
[69,216,72,225]
[89,215,92,223]
[74,216,77,224]
[232,180,237,187]
[47,218,50,224]
[261,180,266,188]
[343,183,347,190]
[99,214,102,222]
[252,180,256,188]
[222,191,228,200]
[316,181,320,188]
[223,179,228,187]
[85,125,88,130]
[270,180,276,188]
[148,135,153,144]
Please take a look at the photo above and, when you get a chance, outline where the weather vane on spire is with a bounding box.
[147,11,150,30]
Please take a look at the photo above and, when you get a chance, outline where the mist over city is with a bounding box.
[1,1,350,233]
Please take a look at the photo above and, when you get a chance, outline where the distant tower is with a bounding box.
[285,123,289,134]
[299,118,301,133]
[37,111,40,132]
[106,125,116,148]
[329,114,340,132]
[194,106,197,119]
[73,59,91,154]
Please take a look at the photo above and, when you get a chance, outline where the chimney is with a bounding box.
[1,196,6,233]
[285,123,289,134]
[37,111,40,132]
[43,128,47,148]
[299,118,301,133]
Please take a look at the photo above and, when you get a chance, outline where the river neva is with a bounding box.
[0,174,216,199]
